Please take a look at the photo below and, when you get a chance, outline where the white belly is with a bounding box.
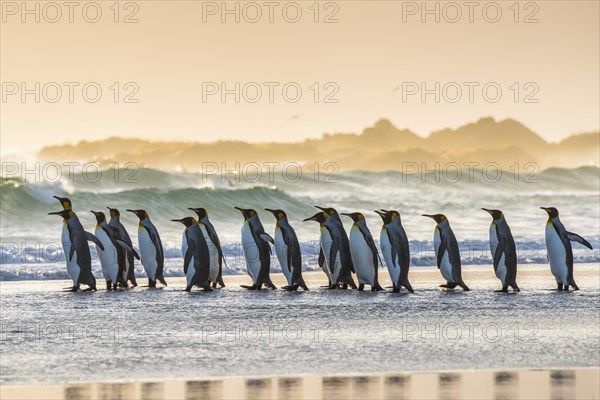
[320,226,341,283]
[138,226,157,280]
[434,228,453,282]
[274,226,292,285]
[380,228,400,285]
[546,223,568,283]
[95,226,119,283]
[489,224,507,283]
[350,225,375,285]
[62,223,78,285]
[200,224,220,283]
[241,222,261,283]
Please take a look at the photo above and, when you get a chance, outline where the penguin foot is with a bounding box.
[241,284,258,290]
[557,283,564,290]
[65,286,79,292]
[148,280,157,288]
[282,285,298,291]
[81,286,95,292]
[202,286,213,291]
[106,281,112,291]
[357,284,364,292]
[494,289,509,293]
[392,287,400,293]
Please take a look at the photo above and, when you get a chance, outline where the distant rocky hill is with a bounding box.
[37,117,599,171]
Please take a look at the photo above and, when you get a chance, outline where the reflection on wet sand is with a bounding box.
[1,368,598,400]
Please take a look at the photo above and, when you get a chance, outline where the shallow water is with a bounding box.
[1,265,599,385]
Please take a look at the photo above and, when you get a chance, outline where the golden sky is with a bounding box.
[1,0,598,154]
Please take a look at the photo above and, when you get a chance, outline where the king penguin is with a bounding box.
[375,210,414,293]
[53,196,77,290]
[235,207,276,290]
[265,208,308,291]
[314,206,356,289]
[541,207,593,291]
[303,211,333,287]
[342,212,383,291]
[107,207,139,287]
[304,208,356,289]
[91,211,126,290]
[172,217,212,291]
[127,209,167,288]
[482,208,519,292]
[422,214,470,291]
[188,207,226,288]
[49,209,103,291]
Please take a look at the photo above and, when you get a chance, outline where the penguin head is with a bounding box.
[90,210,106,224]
[375,209,400,224]
[314,206,338,217]
[127,209,149,221]
[303,211,327,224]
[422,214,447,224]
[53,195,72,210]
[171,217,197,227]
[235,207,257,221]
[188,207,208,220]
[482,208,504,221]
[341,212,365,223]
[48,209,75,220]
[265,208,287,221]
[540,207,559,219]
[107,207,120,218]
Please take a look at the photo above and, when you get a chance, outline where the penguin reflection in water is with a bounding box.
[127,209,168,288]
[541,207,593,291]
[482,208,519,292]
[341,212,384,291]
[172,217,212,291]
[91,210,139,290]
[49,209,104,292]
[235,207,277,290]
[423,214,470,291]
[265,208,308,291]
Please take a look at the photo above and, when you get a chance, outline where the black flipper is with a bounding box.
[566,232,593,250]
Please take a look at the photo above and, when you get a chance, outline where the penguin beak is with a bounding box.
[374,210,386,216]
[171,218,184,224]
[482,208,493,214]
[264,208,278,218]
[90,210,98,216]
[48,211,63,216]
[303,215,317,222]
[52,195,60,200]
[314,206,326,211]
[422,214,435,219]
[234,207,248,218]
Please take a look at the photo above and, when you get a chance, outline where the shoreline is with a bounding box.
[2,368,599,400]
